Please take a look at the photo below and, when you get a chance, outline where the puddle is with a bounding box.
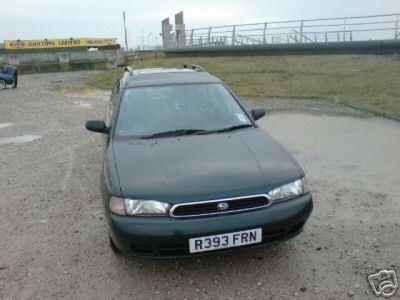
[0,135,41,145]
[73,100,92,108]
[0,123,13,129]
[52,86,95,95]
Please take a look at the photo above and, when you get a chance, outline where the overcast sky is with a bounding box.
[1,0,399,47]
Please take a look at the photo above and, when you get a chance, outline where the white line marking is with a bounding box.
[0,135,41,145]
[73,101,92,108]
[0,123,13,129]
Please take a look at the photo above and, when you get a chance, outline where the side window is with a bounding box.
[105,79,120,126]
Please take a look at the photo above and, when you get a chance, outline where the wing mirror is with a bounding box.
[85,120,108,133]
[251,107,266,121]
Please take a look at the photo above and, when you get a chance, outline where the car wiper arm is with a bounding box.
[141,124,253,138]
[198,124,253,135]
[141,129,207,139]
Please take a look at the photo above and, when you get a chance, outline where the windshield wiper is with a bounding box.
[141,129,207,139]
[141,124,253,139]
[198,124,253,135]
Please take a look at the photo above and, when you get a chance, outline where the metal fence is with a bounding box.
[134,45,163,52]
[172,13,400,48]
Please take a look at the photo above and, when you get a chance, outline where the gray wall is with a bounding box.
[0,49,125,73]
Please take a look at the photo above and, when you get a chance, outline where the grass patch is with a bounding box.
[86,54,400,118]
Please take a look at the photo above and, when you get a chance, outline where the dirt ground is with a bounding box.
[0,71,399,299]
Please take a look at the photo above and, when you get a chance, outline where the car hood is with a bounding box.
[112,128,302,204]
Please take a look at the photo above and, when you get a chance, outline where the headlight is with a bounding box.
[268,177,309,203]
[124,199,170,216]
[109,197,170,216]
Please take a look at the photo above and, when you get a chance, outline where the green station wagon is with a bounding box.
[85,65,313,258]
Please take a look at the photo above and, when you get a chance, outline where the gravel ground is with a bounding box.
[0,71,399,299]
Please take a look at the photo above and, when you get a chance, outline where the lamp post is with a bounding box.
[123,11,129,50]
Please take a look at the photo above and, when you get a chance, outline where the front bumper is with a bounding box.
[109,193,313,258]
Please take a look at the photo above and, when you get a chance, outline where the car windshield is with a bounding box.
[114,83,252,137]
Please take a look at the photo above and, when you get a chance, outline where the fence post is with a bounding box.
[190,30,194,46]
[231,25,236,45]
[395,14,399,39]
[207,27,212,45]
[263,22,268,44]
[299,20,304,43]
[325,32,328,42]
[343,17,347,42]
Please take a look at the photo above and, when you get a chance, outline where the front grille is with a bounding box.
[170,194,270,218]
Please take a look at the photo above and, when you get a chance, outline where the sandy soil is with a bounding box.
[0,71,399,299]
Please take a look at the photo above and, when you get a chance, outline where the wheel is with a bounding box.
[109,236,121,254]
[12,73,17,88]
[0,80,5,90]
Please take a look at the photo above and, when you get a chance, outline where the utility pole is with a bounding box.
[123,11,128,51]
[141,29,144,51]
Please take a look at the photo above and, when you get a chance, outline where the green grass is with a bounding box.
[86,54,400,118]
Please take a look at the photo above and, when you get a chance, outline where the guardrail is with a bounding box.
[171,13,400,48]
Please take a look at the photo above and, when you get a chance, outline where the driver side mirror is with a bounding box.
[251,107,266,121]
[85,120,108,133]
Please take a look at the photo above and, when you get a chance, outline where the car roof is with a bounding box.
[124,68,222,88]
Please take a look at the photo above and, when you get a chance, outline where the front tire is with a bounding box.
[109,236,121,254]
[0,80,5,90]
[12,73,18,88]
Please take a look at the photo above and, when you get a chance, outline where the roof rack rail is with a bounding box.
[124,66,134,75]
[183,64,206,72]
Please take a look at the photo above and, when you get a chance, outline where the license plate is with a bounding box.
[189,228,262,253]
